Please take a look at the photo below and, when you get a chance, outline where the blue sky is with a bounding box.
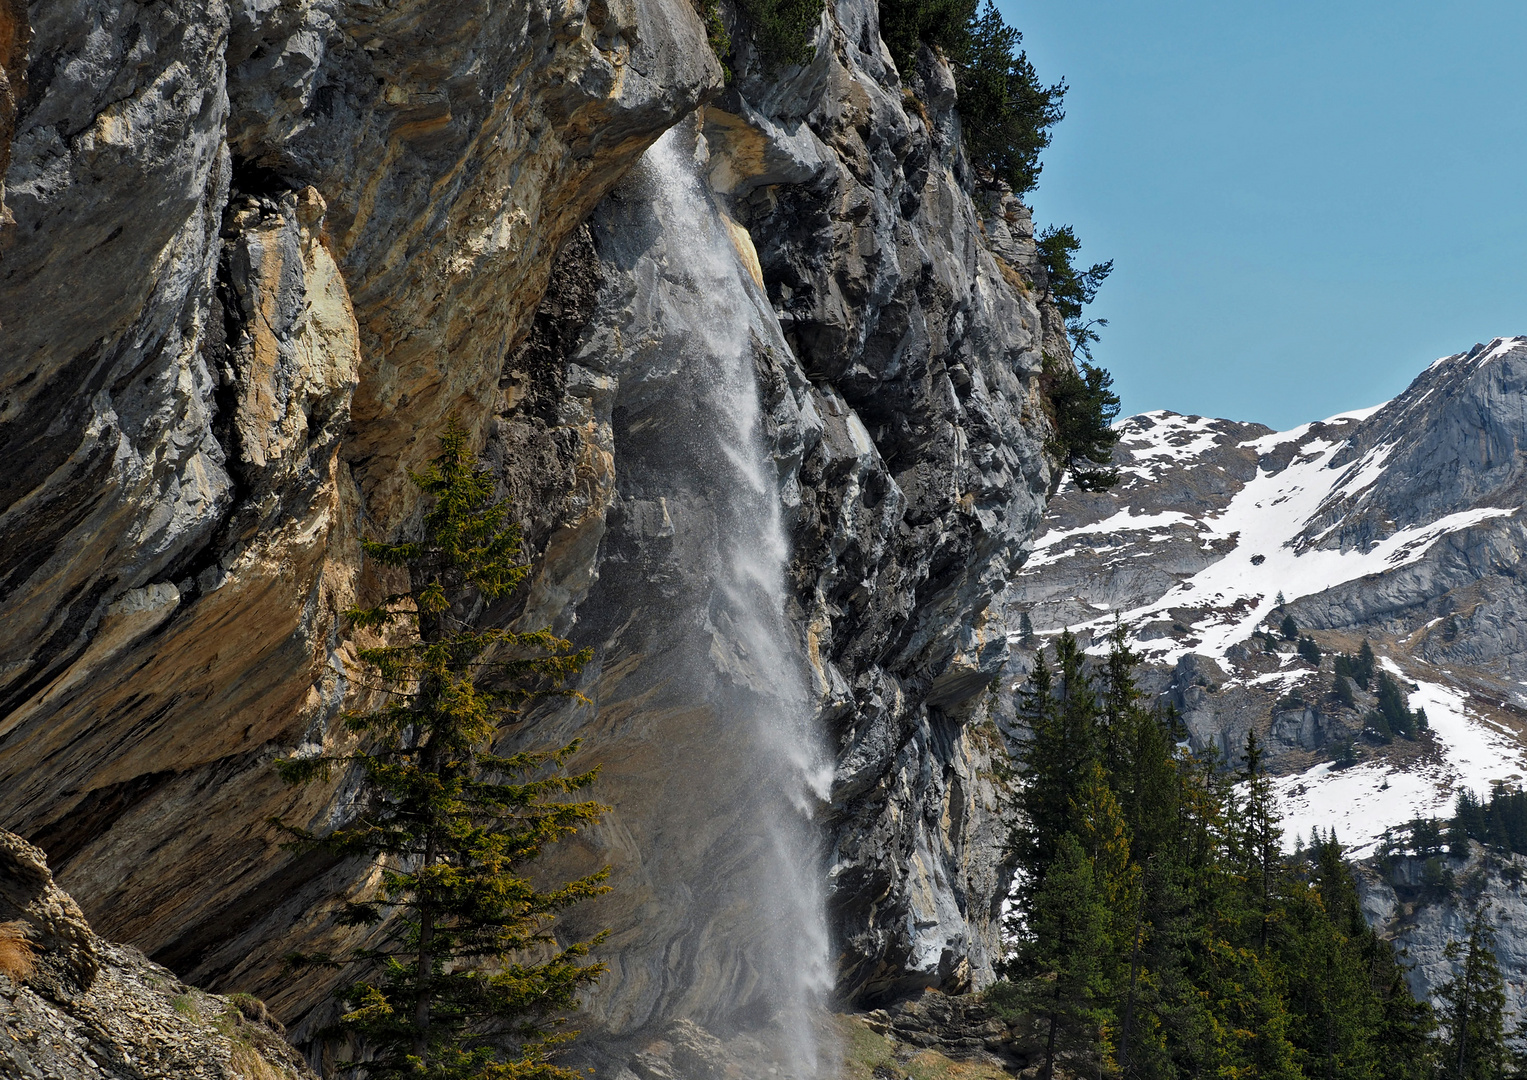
[992,0,1527,430]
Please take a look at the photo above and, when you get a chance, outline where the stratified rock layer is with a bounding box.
[0,0,1064,1055]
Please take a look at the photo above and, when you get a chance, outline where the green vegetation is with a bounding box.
[1280,614,1299,641]
[1042,354,1120,492]
[1037,225,1113,360]
[836,1014,1011,1080]
[1297,634,1321,665]
[1448,784,1527,859]
[734,0,822,72]
[1334,640,1376,690]
[998,625,1436,1080]
[702,0,822,81]
[273,423,608,1080]
[1436,909,1508,1080]
[700,0,733,82]
[880,0,1064,196]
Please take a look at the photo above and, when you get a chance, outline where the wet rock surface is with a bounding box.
[1,0,1062,1061]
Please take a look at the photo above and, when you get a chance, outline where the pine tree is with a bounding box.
[1376,671,1416,739]
[1298,635,1322,665]
[274,422,608,1080]
[1436,909,1508,1080]
[1357,640,1376,689]
[1281,614,1299,641]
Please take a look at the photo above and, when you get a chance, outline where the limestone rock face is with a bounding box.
[1355,845,1527,1027]
[1,0,1060,1058]
[0,831,314,1080]
[0,0,717,1026]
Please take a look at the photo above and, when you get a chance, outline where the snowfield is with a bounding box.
[1018,339,1527,853]
[1273,671,1527,856]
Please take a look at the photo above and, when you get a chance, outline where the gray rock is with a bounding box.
[2,0,1066,1060]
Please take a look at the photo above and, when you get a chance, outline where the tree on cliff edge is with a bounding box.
[274,422,608,1080]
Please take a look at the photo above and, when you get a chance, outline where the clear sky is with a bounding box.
[992,0,1527,431]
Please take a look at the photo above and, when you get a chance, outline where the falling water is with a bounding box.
[559,120,838,1075]
[642,124,836,1075]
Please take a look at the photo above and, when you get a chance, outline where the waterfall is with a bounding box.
[557,120,838,1076]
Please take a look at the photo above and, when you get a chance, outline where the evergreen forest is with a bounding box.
[991,627,1464,1080]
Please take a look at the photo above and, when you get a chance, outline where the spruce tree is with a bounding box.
[1437,909,1509,1080]
[1281,614,1299,641]
[1017,833,1112,1080]
[274,422,608,1080]
[1357,640,1376,689]
[1012,631,1101,904]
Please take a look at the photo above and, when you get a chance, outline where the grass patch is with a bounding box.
[230,1045,291,1080]
[0,922,35,983]
[834,1014,1013,1080]
[906,1051,1012,1080]
[835,1015,899,1079]
[171,993,201,1019]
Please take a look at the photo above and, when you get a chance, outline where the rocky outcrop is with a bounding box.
[1,0,1064,1060]
[1356,844,1527,1025]
[0,830,313,1080]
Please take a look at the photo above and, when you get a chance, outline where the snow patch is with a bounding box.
[1271,676,1527,856]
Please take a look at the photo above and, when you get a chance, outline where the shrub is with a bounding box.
[735,0,822,72]
[1422,856,1454,891]
[1332,741,1359,769]
[699,0,733,81]
[0,922,34,983]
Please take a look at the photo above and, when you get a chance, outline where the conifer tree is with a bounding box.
[274,422,608,1080]
[1012,631,1100,904]
[1437,909,1509,1080]
[1017,833,1113,1080]
[1282,614,1300,641]
[1357,640,1376,689]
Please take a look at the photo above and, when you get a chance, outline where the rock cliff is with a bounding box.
[0,0,1065,1064]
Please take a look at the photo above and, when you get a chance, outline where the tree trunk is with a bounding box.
[1042,980,1062,1080]
[414,829,438,1061]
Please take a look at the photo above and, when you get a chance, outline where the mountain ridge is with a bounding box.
[1004,335,1527,854]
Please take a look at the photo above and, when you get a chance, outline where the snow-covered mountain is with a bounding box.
[1003,336,1527,855]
